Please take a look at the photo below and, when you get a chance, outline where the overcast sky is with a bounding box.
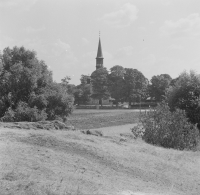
[0,0,200,84]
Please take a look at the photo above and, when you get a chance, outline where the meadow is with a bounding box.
[0,109,200,195]
[68,109,141,129]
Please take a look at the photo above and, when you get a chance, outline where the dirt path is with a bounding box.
[90,123,136,136]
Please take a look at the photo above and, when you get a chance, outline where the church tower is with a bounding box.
[96,34,104,69]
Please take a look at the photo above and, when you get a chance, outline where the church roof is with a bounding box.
[96,38,103,59]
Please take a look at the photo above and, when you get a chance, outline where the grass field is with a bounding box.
[0,127,200,195]
[0,109,200,195]
[68,109,141,129]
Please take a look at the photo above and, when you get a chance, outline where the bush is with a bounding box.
[1,107,16,122]
[15,101,47,122]
[131,124,145,139]
[132,102,200,150]
[45,83,74,121]
[1,102,47,122]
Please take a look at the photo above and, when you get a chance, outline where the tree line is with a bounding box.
[1,45,200,131]
[73,65,200,132]
[73,65,173,106]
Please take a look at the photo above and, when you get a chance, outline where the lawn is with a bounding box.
[68,109,141,129]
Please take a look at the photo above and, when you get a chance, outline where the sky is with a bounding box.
[0,0,200,85]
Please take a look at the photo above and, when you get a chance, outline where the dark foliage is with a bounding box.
[132,102,199,150]
[124,68,148,103]
[108,65,126,105]
[0,46,74,122]
[91,67,110,106]
[148,74,172,101]
[166,71,200,130]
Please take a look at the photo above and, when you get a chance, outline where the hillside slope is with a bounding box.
[0,127,200,195]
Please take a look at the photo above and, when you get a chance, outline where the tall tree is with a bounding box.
[108,65,125,105]
[124,68,148,104]
[0,47,52,112]
[0,46,73,121]
[91,67,109,106]
[148,74,172,101]
[166,71,200,129]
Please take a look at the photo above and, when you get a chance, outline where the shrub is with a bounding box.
[45,83,74,121]
[131,124,145,139]
[1,107,16,122]
[132,102,200,150]
[14,101,47,122]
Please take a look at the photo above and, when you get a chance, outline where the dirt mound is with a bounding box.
[0,120,75,130]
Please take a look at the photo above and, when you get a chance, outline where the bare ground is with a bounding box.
[0,124,200,195]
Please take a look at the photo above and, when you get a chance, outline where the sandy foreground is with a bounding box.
[0,124,200,195]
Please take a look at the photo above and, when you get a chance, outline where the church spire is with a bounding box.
[96,32,104,69]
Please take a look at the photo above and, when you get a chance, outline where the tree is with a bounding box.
[170,77,179,87]
[73,87,83,105]
[61,76,74,94]
[78,75,91,104]
[148,74,172,101]
[61,75,71,85]
[124,68,148,104]
[0,52,3,72]
[0,46,74,122]
[44,82,74,121]
[91,67,110,106]
[109,65,125,78]
[166,70,200,129]
[74,84,91,105]
[80,74,91,85]
[108,65,125,106]
[80,84,91,104]
[72,75,91,105]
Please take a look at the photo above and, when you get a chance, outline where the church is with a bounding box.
[87,36,113,106]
